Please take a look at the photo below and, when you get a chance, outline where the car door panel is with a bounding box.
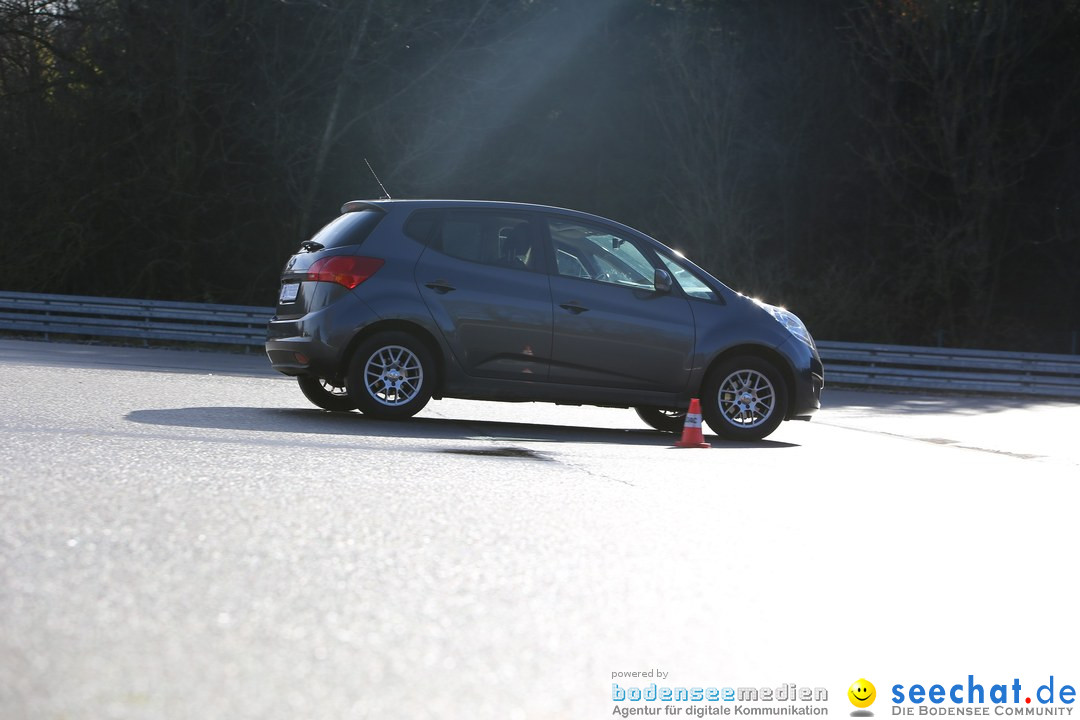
[549,277,695,391]
[541,215,696,392]
[414,212,553,381]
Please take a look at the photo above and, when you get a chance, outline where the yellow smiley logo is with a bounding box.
[849,679,876,709]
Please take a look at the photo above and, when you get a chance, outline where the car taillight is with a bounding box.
[306,256,384,289]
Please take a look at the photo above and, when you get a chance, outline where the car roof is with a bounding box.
[341,198,655,242]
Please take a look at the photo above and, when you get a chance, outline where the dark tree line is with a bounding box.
[2,0,1079,351]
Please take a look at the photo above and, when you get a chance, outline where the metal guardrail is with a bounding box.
[2,291,1078,399]
[0,290,273,348]
[816,340,1080,398]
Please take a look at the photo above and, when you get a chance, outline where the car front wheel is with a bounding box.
[297,375,356,412]
[346,331,435,419]
[701,356,787,441]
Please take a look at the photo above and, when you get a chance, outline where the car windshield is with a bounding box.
[657,253,717,300]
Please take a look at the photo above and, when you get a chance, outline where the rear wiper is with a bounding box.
[300,240,324,253]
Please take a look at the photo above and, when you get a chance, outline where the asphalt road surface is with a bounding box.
[1,338,1077,720]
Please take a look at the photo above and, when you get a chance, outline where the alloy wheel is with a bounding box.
[364,345,424,407]
[717,368,775,429]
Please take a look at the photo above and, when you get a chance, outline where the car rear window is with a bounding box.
[304,209,384,250]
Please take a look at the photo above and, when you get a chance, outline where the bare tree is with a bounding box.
[649,6,777,294]
[847,0,1080,345]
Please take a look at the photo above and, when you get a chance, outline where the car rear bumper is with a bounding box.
[265,292,378,380]
[264,333,322,376]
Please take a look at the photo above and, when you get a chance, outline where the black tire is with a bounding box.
[297,375,356,412]
[700,356,788,441]
[346,331,435,419]
[634,406,687,433]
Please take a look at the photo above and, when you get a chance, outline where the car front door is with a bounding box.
[543,215,696,392]
[414,209,552,380]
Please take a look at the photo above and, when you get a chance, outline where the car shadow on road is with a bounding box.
[124,406,799,449]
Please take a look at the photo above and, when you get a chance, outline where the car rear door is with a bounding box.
[413,209,553,380]
[543,215,696,392]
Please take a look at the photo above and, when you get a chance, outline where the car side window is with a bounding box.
[657,253,718,301]
[403,210,439,244]
[546,217,655,289]
[429,211,539,271]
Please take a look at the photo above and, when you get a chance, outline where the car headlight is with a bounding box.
[755,300,816,349]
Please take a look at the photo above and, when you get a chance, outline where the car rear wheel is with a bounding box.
[701,356,787,441]
[634,407,687,433]
[297,375,356,412]
[347,331,435,419]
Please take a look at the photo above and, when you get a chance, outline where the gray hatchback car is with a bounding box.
[265,199,823,440]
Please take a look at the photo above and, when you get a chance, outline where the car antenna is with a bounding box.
[364,158,392,200]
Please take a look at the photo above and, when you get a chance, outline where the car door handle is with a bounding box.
[424,280,456,294]
[559,302,589,314]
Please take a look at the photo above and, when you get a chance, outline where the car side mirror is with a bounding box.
[654,268,673,293]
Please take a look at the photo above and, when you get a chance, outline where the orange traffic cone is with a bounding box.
[674,398,710,448]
